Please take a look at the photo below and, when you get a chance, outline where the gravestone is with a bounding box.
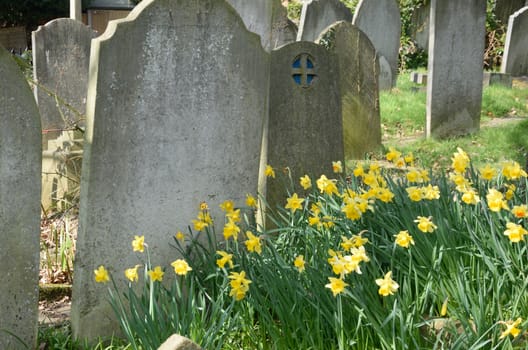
[226,0,296,52]
[32,18,96,138]
[501,6,528,76]
[71,0,269,341]
[297,0,352,42]
[319,21,381,160]
[426,0,487,138]
[0,46,41,350]
[483,72,512,88]
[266,41,344,207]
[352,0,401,89]
[495,0,527,24]
[409,2,430,50]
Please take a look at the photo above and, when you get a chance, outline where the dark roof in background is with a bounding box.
[84,0,136,10]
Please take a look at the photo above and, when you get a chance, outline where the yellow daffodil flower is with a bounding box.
[148,266,164,282]
[223,219,240,240]
[244,231,262,254]
[94,265,110,283]
[375,271,399,296]
[316,175,339,195]
[500,318,523,339]
[332,161,343,173]
[265,165,275,178]
[229,271,251,301]
[300,175,312,190]
[479,164,497,181]
[502,161,527,180]
[285,193,304,213]
[487,188,509,212]
[294,255,305,273]
[394,230,414,248]
[504,222,527,243]
[451,147,470,174]
[171,259,192,276]
[246,194,257,208]
[220,200,235,213]
[325,277,348,297]
[132,235,145,253]
[216,250,234,269]
[386,147,401,162]
[124,265,139,282]
[511,205,528,218]
[415,216,437,233]
[175,231,185,241]
[461,188,480,205]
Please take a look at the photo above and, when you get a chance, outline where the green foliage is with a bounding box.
[0,0,68,28]
[38,324,129,349]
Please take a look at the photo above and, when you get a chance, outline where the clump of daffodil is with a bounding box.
[486,188,509,212]
[332,160,343,173]
[294,255,305,273]
[228,271,251,301]
[415,216,437,233]
[328,247,369,277]
[394,230,415,248]
[406,168,429,183]
[325,277,348,297]
[244,231,262,254]
[285,193,304,213]
[375,271,399,296]
[504,222,528,243]
[94,265,110,283]
[132,235,145,253]
[216,250,234,269]
[171,259,192,276]
[499,318,523,339]
[192,205,213,231]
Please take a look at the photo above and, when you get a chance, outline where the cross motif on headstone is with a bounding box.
[292,53,317,88]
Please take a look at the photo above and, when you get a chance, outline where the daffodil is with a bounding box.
[500,318,523,339]
[394,230,414,248]
[246,194,257,208]
[199,201,209,211]
[423,184,440,200]
[226,209,241,223]
[386,147,401,162]
[406,186,423,202]
[505,184,516,200]
[375,271,399,296]
[353,163,364,177]
[216,250,234,269]
[461,188,480,205]
[223,219,240,240]
[132,235,145,253]
[415,216,437,233]
[171,259,192,276]
[94,265,110,283]
[316,175,339,195]
[265,165,275,178]
[451,147,470,173]
[332,161,343,173]
[229,271,251,301]
[285,193,304,213]
[502,161,527,180]
[511,205,528,218]
[294,255,305,273]
[244,231,262,254]
[124,265,139,282]
[504,222,527,243]
[487,188,509,212]
[192,219,208,231]
[440,297,448,316]
[300,175,312,190]
[148,266,164,282]
[220,200,235,212]
[376,187,395,203]
[404,152,414,166]
[325,277,348,297]
[479,164,497,181]
[175,231,185,241]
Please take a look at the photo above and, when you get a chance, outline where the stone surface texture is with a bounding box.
[158,334,202,350]
[426,0,487,138]
[297,0,352,42]
[266,41,344,208]
[32,18,95,134]
[0,45,41,350]
[352,0,401,89]
[71,0,269,341]
[321,21,381,160]
[501,6,528,76]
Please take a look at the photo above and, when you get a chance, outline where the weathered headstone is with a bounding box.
[32,18,95,138]
[226,0,296,52]
[297,0,352,42]
[266,41,344,207]
[495,0,527,25]
[426,0,487,138]
[72,0,269,341]
[352,0,401,89]
[483,72,512,88]
[0,46,41,350]
[501,6,528,76]
[409,2,430,50]
[319,21,381,160]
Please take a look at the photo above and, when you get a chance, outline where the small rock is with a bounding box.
[157,334,202,350]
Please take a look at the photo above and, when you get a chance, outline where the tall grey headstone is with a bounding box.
[501,6,528,76]
[297,0,352,42]
[72,0,269,341]
[319,21,381,160]
[495,0,527,24]
[266,41,344,207]
[0,46,41,350]
[353,0,401,89]
[226,0,296,52]
[426,0,487,138]
[32,19,95,137]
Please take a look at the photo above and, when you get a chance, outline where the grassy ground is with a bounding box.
[376,72,528,170]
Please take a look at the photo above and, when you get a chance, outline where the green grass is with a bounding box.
[378,72,528,170]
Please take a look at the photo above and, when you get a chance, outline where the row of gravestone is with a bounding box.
[2,0,528,347]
